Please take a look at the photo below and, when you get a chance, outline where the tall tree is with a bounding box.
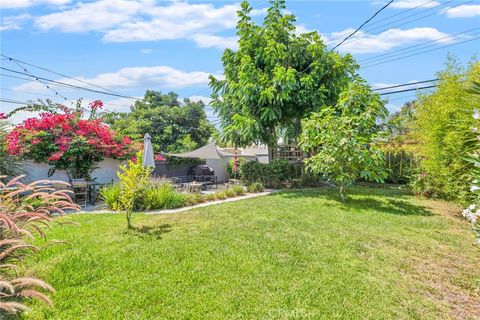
[209,0,358,151]
[104,91,215,153]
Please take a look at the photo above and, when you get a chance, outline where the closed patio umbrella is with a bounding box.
[142,133,155,167]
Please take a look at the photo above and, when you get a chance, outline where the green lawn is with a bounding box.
[24,186,480,319]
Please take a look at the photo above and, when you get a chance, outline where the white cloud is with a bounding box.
[191,34,238,50]
[326,27,453,54]
[0,14,31,31]
[189,95,212,105]
[36,0,144,32]
[140,48,152,54]
[0,0,69,9]
[442,4,480,18]
[12,65,221,93]
[33,0,266,50]
[372,0,440,9]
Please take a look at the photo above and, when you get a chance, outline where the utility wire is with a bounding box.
[373,79,439,91]
[326,0,444,44]
[332,0,460,46]
[5,58,74,105]
[379,85,437,95]
[1,66,140,101]
[1,54,129,96]
[358,27,480,64]
[329,0,394,52]
[362,35,480,68]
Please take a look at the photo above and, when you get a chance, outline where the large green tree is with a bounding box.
[104,91,215,153]
[209,0,358,151]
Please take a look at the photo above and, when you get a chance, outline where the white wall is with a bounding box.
[206,159,228,183]
[21,158,124,183]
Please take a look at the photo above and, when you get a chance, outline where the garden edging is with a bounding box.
[81,190,274,215]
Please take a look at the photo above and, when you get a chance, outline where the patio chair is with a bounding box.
[72,179,88,208]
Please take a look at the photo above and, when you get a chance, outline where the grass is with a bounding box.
[23,186,480,319]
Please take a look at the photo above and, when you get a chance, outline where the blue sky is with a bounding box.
[1,0,479,123]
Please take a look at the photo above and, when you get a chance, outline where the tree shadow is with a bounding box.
[277,187,433,217]
[127,224,172,239]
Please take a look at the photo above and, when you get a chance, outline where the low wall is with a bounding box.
[20,159,124,183]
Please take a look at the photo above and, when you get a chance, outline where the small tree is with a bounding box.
[116,152,151,229]
[300,80,388,201]
[6,100,136,180]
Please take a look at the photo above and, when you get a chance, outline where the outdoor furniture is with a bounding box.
[171,175,217,191]
[228,179,243,186]
[185,181,202,193]
[87,181,107,205]
[72,179,88,207]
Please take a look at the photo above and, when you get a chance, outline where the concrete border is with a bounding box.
[79,191,274,215]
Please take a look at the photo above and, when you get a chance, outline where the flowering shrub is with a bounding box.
[0,176,80,315]
[5,100,137,179]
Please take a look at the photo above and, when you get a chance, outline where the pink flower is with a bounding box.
[48,152,63,161]
[155,154,166,161]
[0,113,8,120]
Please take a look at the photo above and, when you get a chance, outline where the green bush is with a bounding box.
[231,185,245,196]
[248,182,264,193]
[225,189,236,198]
[411,58,479,204]
[101,184,122,210]
[140,183,187,210]
[239,160,301,188]
[214,190,228,200]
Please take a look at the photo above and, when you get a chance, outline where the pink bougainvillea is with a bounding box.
[6,100,137,179]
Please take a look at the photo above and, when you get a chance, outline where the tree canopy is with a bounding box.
[209,0,358,147]
[300,79,388,200]
[104,90,215,153]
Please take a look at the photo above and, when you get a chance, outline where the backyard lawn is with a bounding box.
[24,186,480,319]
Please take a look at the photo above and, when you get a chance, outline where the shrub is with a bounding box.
[140,183,186,210]
[248,182,264,193]
[204,193,217,202]
[231,185,245,196]
[100,184,121,210]
[214,190,228,200]
[225,188,236,198]
[0,176,80,315]
[184,193,205,206]
[239,160,301,188]
[411,58,479,204]
[5,100,136,180]
[116,152,151,228]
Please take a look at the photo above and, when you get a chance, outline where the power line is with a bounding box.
[329,0,394,52]
[1,66,140,101]
[373,79,439,91]
[362,35,480,68]
[6,58,75,105]
[364,0,440,27]
[330,0,467,50]
[326,0,444,44]
[379,85,437,95]
[358,27,480,64]
[1,54,129,96]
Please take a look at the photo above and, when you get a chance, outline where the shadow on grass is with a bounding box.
[127,224,172,239]
[277,187,433,217]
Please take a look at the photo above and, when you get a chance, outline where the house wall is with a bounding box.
[21,159,124,183]
[206,159,228,183]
